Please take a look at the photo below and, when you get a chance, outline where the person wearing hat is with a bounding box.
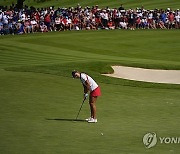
[72,71,101,123]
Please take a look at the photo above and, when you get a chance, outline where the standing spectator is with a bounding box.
[128,10,136,30]
[0,21,3,35]
[95,10,102,29]
[61,16,68,31]
[44,12,51,30]
[160,10,167,24]
[136,16,141,29]
[67,17,72,30]
[147,11,153,29]
[55,15,61,31]
[113,9,121,29]
[168,11,175,29]
[175,10,180,29]
[34,10,40,22]
[101,10,108,29]
[73,15,80,30]
[118,4,125,11]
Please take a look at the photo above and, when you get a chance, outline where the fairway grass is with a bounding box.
[0,30,180,153]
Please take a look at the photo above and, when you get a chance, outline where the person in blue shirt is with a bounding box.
[160,11,167,23]
[0,22,4,35]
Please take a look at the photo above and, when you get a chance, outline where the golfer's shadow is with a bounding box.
[45,118,86,122]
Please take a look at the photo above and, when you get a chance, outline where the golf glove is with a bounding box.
[84,93,88,99]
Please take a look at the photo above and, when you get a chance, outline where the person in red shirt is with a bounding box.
[168,12,175,29]
[34,11,40,22]
[24,19,31,33]
[136,17,141,29]
[95,17,102,29]
[62,17,68,30]
[107,19,115,29]
[44,12,51,30]
[73,16,79,30]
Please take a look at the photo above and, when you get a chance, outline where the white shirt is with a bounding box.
[21,13,26,21]
[80,73,98,92]
[31,20,37,25]
[3,15,8,24]
[148,13,153,19]
[175,15,180,22]
[104,13,109,20]
[0,13,3,21]
[67,18,72,24]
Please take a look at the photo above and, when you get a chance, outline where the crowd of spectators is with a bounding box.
[0,4,180,35]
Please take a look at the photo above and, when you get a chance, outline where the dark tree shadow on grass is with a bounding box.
[45,118,86,122]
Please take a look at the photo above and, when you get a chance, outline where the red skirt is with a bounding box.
[90,87,101,97]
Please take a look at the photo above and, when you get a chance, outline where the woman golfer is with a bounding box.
[72,71,101,123]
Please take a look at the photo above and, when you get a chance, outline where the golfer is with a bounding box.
[72,71,101,123]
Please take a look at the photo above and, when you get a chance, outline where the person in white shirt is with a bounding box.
[0,10,3,21]
[67,17,72,30]
[72,71,101,123]
[175,11,180,28]
[31,18,37,32]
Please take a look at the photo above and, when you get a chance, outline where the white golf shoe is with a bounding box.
[88,118,97,123]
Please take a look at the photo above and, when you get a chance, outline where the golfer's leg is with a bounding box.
[89,96,93,118]
[89,96,97,119]
[89,103,93,118]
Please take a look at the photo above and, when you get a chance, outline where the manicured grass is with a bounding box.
[0,30,180,154]
[1,0,180,9]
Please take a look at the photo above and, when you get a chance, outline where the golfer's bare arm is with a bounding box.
[83,80,91,93]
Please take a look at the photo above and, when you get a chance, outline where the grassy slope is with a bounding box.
[0,30,180,154]
[0,0,180,9]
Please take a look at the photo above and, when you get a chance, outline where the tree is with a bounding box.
[16,0,25,9]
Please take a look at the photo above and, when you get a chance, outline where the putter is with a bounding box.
[75,97,86,120]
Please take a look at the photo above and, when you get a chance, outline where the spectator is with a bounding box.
[40,22,48,33]
[55,15,61,31]
[108,19,115,29]
[44,12,51,30]
[101,10,109,29]
[175,9,180,29]
[17,21,25,34]
[128,10,136,30]
[0,4,179,36]
[168,11,175,29]
[30,17,38,32]
[0,21,3,35]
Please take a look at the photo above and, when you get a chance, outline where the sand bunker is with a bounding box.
[103,66,180,84]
